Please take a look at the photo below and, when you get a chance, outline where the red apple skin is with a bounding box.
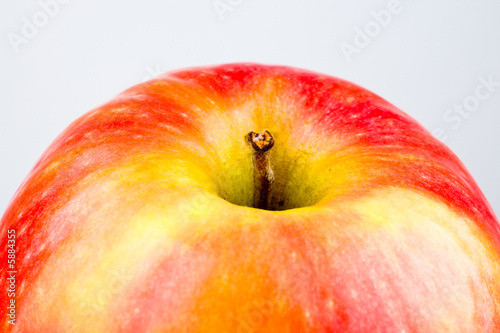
[1,63,499,332]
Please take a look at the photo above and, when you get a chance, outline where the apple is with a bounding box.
[1,63,499,332]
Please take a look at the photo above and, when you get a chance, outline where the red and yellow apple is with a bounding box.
[1,63,499,332]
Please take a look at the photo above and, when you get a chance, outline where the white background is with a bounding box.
[1,0,499,216]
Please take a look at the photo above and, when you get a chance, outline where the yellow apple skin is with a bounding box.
[1,63,499,332]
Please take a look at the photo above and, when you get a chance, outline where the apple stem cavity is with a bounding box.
[247,130,275,210]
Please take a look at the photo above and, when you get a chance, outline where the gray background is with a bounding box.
[1,0,499,216]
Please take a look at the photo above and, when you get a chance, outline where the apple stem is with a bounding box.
[247,130,275,210]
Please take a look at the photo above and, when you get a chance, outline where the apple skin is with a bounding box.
[1,63,499,332]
